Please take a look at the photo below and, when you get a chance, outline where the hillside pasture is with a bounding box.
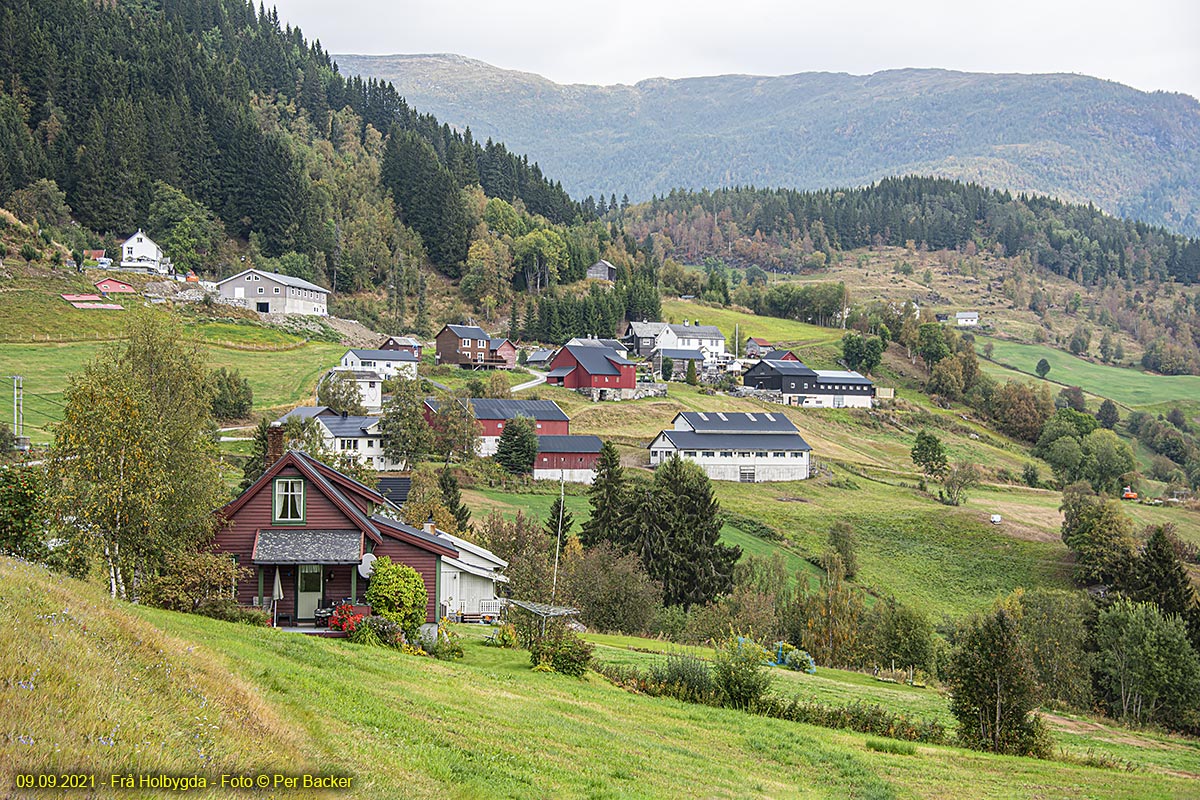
[979,336,1200,408]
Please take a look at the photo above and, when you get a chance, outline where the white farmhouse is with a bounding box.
[956,311,979,327]
[323,368,385,413]
[338,348,418,381]
[119,229,170,273]
[648,411,811,482]
[215,268,329,315]
[277,407,402,470]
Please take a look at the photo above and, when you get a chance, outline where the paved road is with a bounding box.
[512,372,546,392]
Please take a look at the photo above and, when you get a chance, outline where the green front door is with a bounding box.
[297,565,323,620]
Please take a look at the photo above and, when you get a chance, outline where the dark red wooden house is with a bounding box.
[214,448,457,625]
[545,344,635,392]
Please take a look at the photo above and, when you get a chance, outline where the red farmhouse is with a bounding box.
[214,447,457,625]
[545,344,636,400]
[422,398,569,456]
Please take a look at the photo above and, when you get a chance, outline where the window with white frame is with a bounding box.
[273,478,304,523]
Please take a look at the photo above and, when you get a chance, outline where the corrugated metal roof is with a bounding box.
[655,430,812,451]
[536,434,603,453]
[346,349,418,362]
[253,529,361,564]
[657,348,705,360]
[668,323,724,339]
[424,398,569,421]
[371,515,459,556]
[315,415,381,437]
[546,365,575,378]
[677,411,798,434]
[527,348,557,362]
[814,370,873,385]
[217,268,329,293]
[755,359,818,376]
[376,477,412,505]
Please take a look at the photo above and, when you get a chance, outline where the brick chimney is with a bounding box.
[266,422,285,470]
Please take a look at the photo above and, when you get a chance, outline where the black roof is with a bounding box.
[443,324,489,340]
[748,359,818,377]
[536,434,603,454]
[653,430,812,452]
[315,415,380,437]
[424,398,569,421]
[676,411,798,434]
[563,343,632,376]
[376,476,412,505]
[254,529,362,564]
[371,515,459,555]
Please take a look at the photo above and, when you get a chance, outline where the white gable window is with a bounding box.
[273,478,304,523]
[273,287,280,294]
[257,287,264,294]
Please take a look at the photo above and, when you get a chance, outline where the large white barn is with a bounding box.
[648,411,811,482]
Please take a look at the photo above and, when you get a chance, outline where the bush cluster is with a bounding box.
[529,625,594,677]
[194,598,269,626]
[349,615,405,648]
[422,620,464,660]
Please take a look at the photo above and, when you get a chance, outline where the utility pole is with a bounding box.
[8,375,22,438]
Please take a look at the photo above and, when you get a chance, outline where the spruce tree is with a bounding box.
[494,416,538,474]
[544,496,574,546]
[1097,399,1120,429]
[580,441,626,548]
[439,466,472,534]
[1132,525,1200,649]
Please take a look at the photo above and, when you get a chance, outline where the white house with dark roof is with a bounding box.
[216,268,329,315]
[338,348,418,381]
[277,407,402,470]
[955,311,980,327]
[622,319,726,360]
[648,411,811,482]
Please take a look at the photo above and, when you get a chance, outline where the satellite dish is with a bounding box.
[358,552,376,579]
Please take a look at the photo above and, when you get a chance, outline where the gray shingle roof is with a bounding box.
[626,321,668,338]
[677,411,799,434]
[566,337,625,351]
[275,406,335,423]
[424,398,569,422]
[444,324,489,340]
[527,348,557,363]
[347,349,418,362]
[536,434,603,454]
[654,430,812,452]
[254,529,362,564]
[563,344,632,376]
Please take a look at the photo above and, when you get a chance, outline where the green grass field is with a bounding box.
[5,558,1197,798]
[661,298,844,351]
[0,338,343,441]
[979,336,1200,408]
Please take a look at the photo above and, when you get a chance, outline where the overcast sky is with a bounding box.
[271,1,1200,100]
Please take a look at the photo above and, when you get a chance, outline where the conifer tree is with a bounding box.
[580,441,626,549]
[494,416,538,474]
[1131,525,1200,649]
[544,496,574,546]
[439,466,472,534]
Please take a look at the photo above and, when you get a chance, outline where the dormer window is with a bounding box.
[273,478,305,524]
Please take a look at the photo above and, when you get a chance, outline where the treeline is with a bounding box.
[0,0,578,267]
[624,177,1200,284]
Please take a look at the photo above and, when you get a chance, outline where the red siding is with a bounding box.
[536,452,600,470]
[374,538,440,623]
[482,418,570,437]
[548,349,635,390]
[493,341,518,369]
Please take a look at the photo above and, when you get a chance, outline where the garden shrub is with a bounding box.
[194,598,269,626]
[349,615,404,647]
[528,624,594,677]
[422,619,464,660]
[648,651,715,702]
[713,635,773,709]
[648,605,689,641]
[364,556,427,639]
[784,648,817,674]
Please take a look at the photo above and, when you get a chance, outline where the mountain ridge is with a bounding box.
[335,54,1200,236]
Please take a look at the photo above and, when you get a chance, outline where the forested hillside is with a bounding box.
[336,54,1200,236]
[0,0,580,287]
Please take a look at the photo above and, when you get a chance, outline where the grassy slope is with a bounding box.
[5,559,1195,799]
[660,298,844,351]
[978,336,1200,408]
